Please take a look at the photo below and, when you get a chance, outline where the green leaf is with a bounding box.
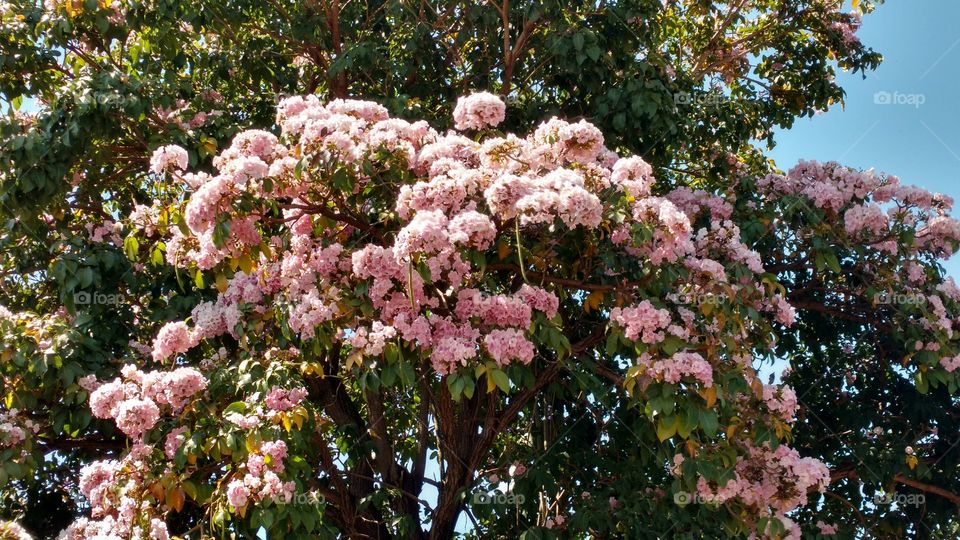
[699,409,719,437]
[123,235,139,260]
[572,33,585,51]
[678,407,699,439]
[490,369,510,393]
[447,374,465,401]
[224,401,247,415]
[660,336,686,356]
[77,267,93,288]
[381,364,397,387]
[824,251,842,273]
[294,158,306,180]
[462,376,476,399]
[182,480,199,500]
[605,332,620,356]
[656,415,678,442]
[585,44,601,62]
[399,361,415,387]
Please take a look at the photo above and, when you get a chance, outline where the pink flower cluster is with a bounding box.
[456,288,532,328]
[667,187,734,221]
[610,156,655,197]
[264,386,309,412]
[760,160,960,260]
[430,334,479,374]
[629,197,694,264]
[86,220,121,245]
[770,295,797,327]
[516,284,560,319]
[63,441,173,539]
[59,515,169,540]
[762,384,799,421]
[531,117,607,163]
[448,210,497,250]
[151,321,200,362]
[645,351,714,387]
[0,521,31,540]
[484,329,536,366]
[348,322,398,357]
[941,355,960,373]
[829,11,862,46]
[486,168,604,229]
[453,92,507,131]
[89,366,206,438]
[225,440,296,509]
[817,520,839,536]
[844,203,888,237]
[149,144,188,173]
[692,441,829,528]
[140,93,801,385]
[0,409,34,449]
[693,220,764,274]
[610,301,672,344]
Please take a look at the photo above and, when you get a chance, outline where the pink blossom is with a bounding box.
[326,98,389,123]
[649,351,713,387]
[114,398,160,438]
[762,385,798,421]
[941,355,960,372]
[394,210,450,261]
[771,295,796,326]
[79,460,119,512]
[226,479,250,508]
[448,211,497,250]
[455,289,532,328]
[164,427,189,459]
[844,203,888,237]
[89,380,128,419]
[151,321,200,362]
[261,440,288,469]
[610,301,672,344]
[149,519,170,540]
[264,387,308,412]
[430,336,478,374]
[516,284,560,319]
[817,520,838,535]
[149,145,188,173]
[453,92,506,131]
[611,156,655,197]
[557,119,604,162]
[141,367,208,409]
[484,329,535,366]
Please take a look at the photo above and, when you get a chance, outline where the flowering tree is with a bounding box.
[4,1,960,539]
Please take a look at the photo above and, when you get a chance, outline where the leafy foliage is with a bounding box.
[5,1,960,540]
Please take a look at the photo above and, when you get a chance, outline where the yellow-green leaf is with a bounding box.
[656,415,678,442]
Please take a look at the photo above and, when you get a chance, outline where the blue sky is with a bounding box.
[767,0,960,276]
